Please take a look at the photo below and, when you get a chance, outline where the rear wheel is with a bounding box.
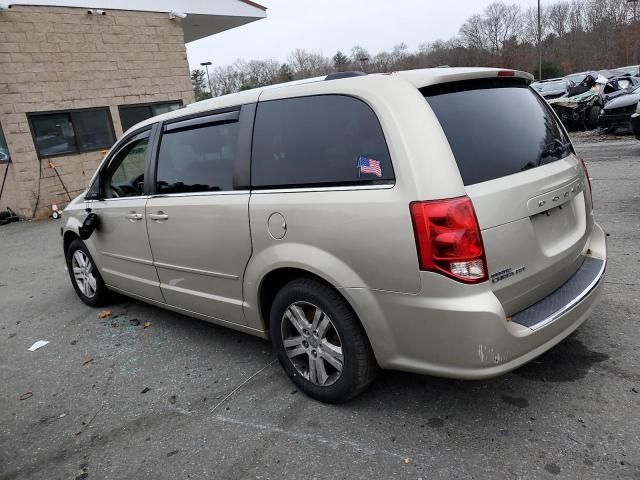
[66,238,108,307]
[270,277,377,403]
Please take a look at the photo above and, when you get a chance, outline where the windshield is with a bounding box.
[617,79,632,90]
[541,81,567,92]
[423,79,571,186]
[565,73,588,84]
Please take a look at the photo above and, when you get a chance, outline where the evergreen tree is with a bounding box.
[278,63,294,82]
[333,51,349,72]
[191,69,212,101]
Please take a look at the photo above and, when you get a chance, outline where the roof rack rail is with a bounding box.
[325,71,367,81]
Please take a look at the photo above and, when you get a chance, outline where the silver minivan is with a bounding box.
[62,68,607,402]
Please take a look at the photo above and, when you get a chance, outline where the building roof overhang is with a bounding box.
[7,0,267,42]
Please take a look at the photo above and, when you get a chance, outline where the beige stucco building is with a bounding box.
[0,0,265,218]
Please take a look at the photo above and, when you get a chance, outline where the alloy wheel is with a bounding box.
[281,301,344,386]
[71,250,97,298]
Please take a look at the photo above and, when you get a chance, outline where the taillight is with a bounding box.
[579,158,594,207]
[410,197,488,283]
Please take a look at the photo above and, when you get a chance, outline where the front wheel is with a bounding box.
[66,238,109,307]
[587,105,602,130]
[270,278,377,403]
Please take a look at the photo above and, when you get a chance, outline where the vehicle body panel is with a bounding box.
[467,161,592,316]
[61,67,606,381]
[341,223,605,377]
[86,196,165,302]
[146,193,252,325]
[599,88,640,131]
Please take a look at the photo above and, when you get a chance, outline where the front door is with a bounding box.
[88,129,164,302]
[145,112,251,325]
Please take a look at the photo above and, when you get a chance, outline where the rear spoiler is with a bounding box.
[395,68,535,89]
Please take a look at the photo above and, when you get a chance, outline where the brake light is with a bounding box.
[497,70,515,77]
[410,197,488,283]
[579,158,594,207]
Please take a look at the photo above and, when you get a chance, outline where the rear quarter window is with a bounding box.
[423,79,571,186]
[251,95,394,188]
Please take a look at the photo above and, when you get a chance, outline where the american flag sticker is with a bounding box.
[357,156,382,177]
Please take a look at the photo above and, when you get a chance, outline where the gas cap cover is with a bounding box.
[267,212,287,240]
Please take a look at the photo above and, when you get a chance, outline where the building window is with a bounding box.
[119,101,183,132]
[0,123,10,163]
[28,108,116,158]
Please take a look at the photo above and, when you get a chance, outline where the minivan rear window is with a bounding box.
[423,79,571,186]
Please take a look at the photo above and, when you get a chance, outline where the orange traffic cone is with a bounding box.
[51,202,61,219]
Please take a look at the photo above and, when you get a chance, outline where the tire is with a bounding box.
[587,105,602,130]
[65,238,109,307]
[270,277,378,403]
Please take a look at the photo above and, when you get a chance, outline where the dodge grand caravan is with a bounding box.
[62,68,607,402]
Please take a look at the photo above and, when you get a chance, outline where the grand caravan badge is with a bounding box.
[491,266,527,284]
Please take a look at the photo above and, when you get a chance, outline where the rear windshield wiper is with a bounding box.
[538,139,572,164]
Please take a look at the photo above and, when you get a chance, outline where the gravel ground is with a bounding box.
[0,137,639,480]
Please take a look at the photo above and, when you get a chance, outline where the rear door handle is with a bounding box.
[149,212,169,221]
[126,212,143,222]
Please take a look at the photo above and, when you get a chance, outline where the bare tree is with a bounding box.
[350,45,371,71]
[483,2,521,55]
[520,7,543,46]
[460,14,489,50]
[288,49,331,79]
[547,1,570,39]
[193,0,640,100]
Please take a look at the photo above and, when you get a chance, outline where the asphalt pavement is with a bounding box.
[1,136,639,479]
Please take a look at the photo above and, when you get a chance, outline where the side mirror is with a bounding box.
[79,213,99,240]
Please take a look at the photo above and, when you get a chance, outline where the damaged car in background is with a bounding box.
[599,84,640,134]
[547,72,638,131]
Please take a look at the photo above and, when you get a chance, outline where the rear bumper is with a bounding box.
[631,113,640,140]
[342,222,607,379]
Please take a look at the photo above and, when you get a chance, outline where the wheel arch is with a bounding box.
[257,267,367,340]
[63,230,80,255]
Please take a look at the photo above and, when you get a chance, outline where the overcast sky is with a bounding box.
[186,0,542,71]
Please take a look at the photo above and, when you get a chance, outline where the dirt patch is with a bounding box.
[570,130,633,144]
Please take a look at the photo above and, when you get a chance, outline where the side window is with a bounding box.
[155,121,238,194]
[106,137,149,198]
[251,95,394,188]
